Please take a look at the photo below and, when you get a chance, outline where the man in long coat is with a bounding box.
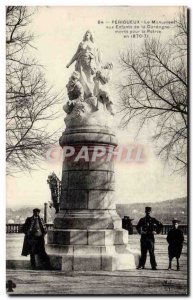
[136,206,163,270]
[21,208,50,269]
[167,218,184,270]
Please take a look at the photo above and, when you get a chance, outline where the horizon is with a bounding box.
[6,195,187,210]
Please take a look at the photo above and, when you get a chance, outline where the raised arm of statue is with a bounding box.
[66,43,81,68]
[65,31,103,98]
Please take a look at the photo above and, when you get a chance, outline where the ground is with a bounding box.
[6,234,188,295]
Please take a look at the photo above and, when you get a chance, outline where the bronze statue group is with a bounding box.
[21,206,184,271]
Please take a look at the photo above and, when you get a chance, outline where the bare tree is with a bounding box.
[6,6,63,175]
[119,8,187,173]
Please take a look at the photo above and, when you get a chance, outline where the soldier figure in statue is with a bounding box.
[93,62,115,115]
[63,71,84,115]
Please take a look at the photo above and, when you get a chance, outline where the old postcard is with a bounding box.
[6,6,188,295]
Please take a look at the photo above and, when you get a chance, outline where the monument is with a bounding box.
[46,30,139,271]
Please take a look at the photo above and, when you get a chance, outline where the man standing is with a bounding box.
[167,219,184,271]
[136,207,163,270]
[21,208,50,269]
[122,216,134,235]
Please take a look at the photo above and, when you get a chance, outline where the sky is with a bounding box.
[6,6,187,208]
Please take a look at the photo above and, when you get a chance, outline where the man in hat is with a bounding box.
[122,216,134,235]
[21,208,50,269]
[166,219,184,270]
[136,207,163,270]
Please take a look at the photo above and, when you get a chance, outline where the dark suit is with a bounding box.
[136,215,163,269]
[21,216,49,268]
[167,228,184,259]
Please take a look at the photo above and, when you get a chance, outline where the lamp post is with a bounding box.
[44,202,48,223]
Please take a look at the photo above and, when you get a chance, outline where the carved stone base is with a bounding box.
[47,228,128,246]
[46,248,139,271]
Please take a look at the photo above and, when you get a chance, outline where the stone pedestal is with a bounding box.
[47,123,139,271]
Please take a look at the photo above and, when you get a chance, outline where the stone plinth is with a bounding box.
[47,125,139,270]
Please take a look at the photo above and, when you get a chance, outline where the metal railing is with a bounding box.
[130,224,187,235]
[6,224,23,233]
[160,224,187,235]
[6,223,187,235]
[6,223,54,234]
